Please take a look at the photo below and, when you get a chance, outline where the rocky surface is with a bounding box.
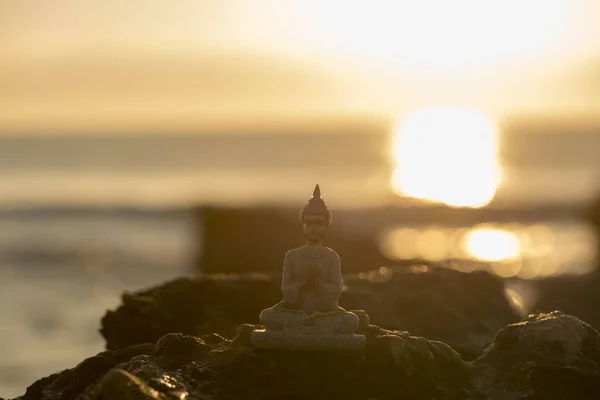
[101,266,519,360]
[18,311,600,400]
[342,266,518,360]
[473,311,600,399]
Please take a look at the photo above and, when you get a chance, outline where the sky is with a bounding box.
[1,0,600,135]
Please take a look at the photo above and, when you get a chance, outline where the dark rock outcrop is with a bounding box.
[473,311,600,399]
[22,324,476,400]
[21,344,155,400]
[20,312,600,400]
[101,266,519,359]
[100,274,281,350]
[342,266,518,360]
[198,206,390,275]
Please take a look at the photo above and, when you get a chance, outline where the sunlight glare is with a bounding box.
[391,108,501,208]
[464,228,521,262]
[268,0,572,72]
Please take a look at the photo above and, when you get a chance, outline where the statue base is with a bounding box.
[251,329,366,350]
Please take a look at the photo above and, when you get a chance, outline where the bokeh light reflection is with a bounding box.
[416,227,449,261]
[378,221,595,279]
[464,228,521,262]
[379,228,421,260]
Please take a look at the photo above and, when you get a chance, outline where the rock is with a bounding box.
[20,344,154,400]
[155,332,211,360]
[342,266,520,360]
[100,274,281,350]
[101,266,519,359]
[19,312,600,399]
[473,311,600,399]
[351,309,370,332]
[19,324,475,400]
[251,329,367,351]
[99,369,163,400]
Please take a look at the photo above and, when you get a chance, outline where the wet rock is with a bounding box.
[473,311,600,399]
[101,266,519,359]
[99,369,163,400]
[19,312,600,400]
[155,333,211,361]
[20,324,475,400]
[21,344,154,400]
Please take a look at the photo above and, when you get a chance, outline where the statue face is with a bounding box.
[303,213,328,243]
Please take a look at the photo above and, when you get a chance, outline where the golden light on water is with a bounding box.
[379,228,421,260]
[378,221,595,279]
[391,108,501,208]
[416,227,449,261]
[464,228,521,262]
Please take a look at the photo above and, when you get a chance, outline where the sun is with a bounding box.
[391,108,501,208]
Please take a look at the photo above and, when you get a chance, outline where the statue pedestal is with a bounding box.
[251,329,366,350]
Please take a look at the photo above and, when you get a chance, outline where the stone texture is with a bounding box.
[473,311,600,399]
[20,343,155,400]
[98,369,164,400]
[19,323,474,400]
[251,329,366,350]
[19,312,600,400]
[101,266,519,359]
[100,274,280,350]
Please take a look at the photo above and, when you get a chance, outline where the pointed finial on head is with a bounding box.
[300,183,331,226]
[313,184,321,198]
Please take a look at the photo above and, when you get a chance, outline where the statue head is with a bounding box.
[300,184,331,244]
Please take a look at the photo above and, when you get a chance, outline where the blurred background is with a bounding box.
[1,0,600,396]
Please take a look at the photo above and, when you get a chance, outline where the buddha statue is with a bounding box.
[251,185,366,350]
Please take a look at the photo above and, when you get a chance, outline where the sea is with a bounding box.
[1,129,600,397]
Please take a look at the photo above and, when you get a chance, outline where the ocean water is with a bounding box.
[0,211,197,397]
[0,131,599,208]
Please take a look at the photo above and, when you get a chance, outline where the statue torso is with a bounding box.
[287,245,337,275]
[285,246,340,313]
